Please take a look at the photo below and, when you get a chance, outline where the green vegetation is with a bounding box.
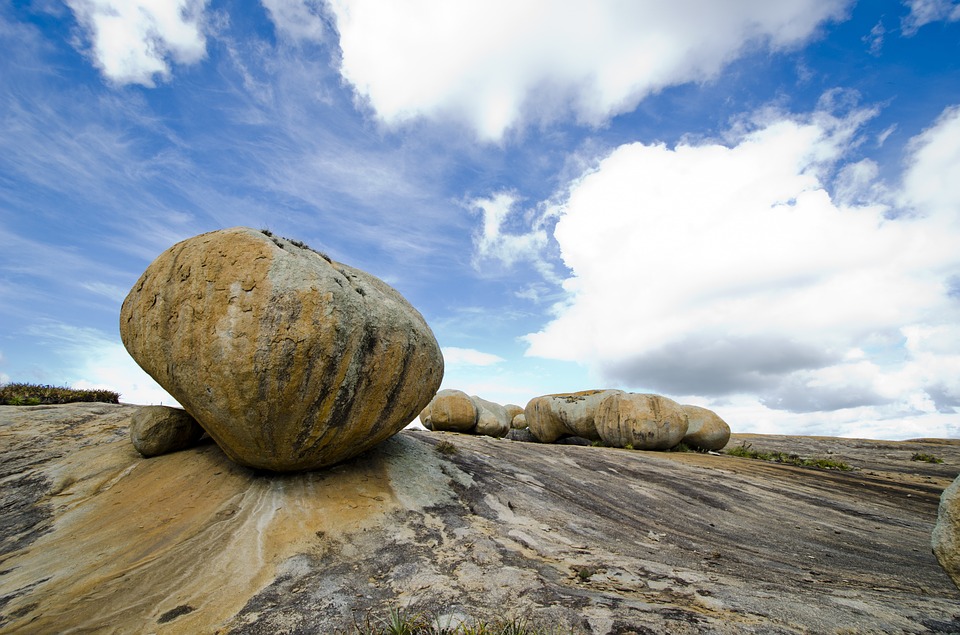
[434,440,458,455]
[623,443,634,450]
[261,228,332,262]
[345,609,561,635]
[0,382,119,406]
[725,442,853,471]
[911,452,944,464]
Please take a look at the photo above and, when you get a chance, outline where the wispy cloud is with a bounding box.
[442,347,506,367]
[901,0,960,36]
[24,320,176,405]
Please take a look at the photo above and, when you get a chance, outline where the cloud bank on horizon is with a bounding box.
[1,0,958,440]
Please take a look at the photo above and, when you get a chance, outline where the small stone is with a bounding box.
[130,406,205,457]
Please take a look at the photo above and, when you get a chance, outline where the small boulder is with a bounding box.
[506,428,538,443]
[130,406,205,457]
[681,405,731,451]
[420,389,477,432]
[504,404,524,424]
[933,474,960,590]
[120,227,443,472]
[595,393,688,450]
[524,389,623,443]
[511,413,527,429]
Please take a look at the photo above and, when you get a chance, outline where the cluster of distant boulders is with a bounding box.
[120,227,443,471]
[418,389,524,437]
[420,388,731,451]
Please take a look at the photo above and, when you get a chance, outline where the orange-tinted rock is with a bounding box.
[120,227,443,471]
[595,392,688,450]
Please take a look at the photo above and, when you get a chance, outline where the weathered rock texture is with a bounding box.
[130,405,205,457]
[595,393,688,450]
[511,413,527,429]
[420,392,512,437]
[419,389,477,432]
[472,396,511,438]
[3,405,959,634]
[933,473,960,589]
[119,227,443,471]
[504,404,524,425]
[681,405,731,451]
[525,389,623,443]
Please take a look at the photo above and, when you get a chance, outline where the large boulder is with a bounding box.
[681,405,731,451]
[472,396,511,438]
[595,393,688,450]
[524,389,623,443]
[933,475,960,590]
[420,389,478,432]
[120,227,443,472]
[130,406,205,457]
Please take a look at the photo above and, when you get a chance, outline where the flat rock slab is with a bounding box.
[1,404,959,633]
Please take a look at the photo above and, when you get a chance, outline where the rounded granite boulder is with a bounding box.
[595,393,689,450]
[120,227,444,472]
[130,405,206,457]
[524,389,623,443]
[681,404,731,451]
[419,389,478,432]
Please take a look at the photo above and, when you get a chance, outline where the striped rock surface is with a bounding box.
[595,392,689,450]
[120,227,443,471]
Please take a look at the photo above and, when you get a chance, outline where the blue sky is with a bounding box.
[2,0,959,439]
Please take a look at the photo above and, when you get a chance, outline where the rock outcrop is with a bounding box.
[681,404,731,451]
[933,473,960,589]
[595,393,688,450]
[524,389,623,443]
[119,227,443,472]
[3,403,959,634]
[130,405,205,457]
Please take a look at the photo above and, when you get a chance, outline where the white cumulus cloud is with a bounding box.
[324,0,851,140]
[65,0,209,86]
[523,104,960,422]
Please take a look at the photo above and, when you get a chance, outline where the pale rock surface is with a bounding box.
[681,404,731,451]
[2,404,959,633]
[419,389,477,432]
[130,405,205,457]
[524,389,623,443]
[595,393,689,450]
[933,474,960,590]
[471,396,511,438]
[119,227,443,472]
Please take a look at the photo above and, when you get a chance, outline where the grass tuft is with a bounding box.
[0,382,120,406]
[911,452,944,464]
[434,440,458,456]
[725,442,853,471]
[344,609,557,635]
